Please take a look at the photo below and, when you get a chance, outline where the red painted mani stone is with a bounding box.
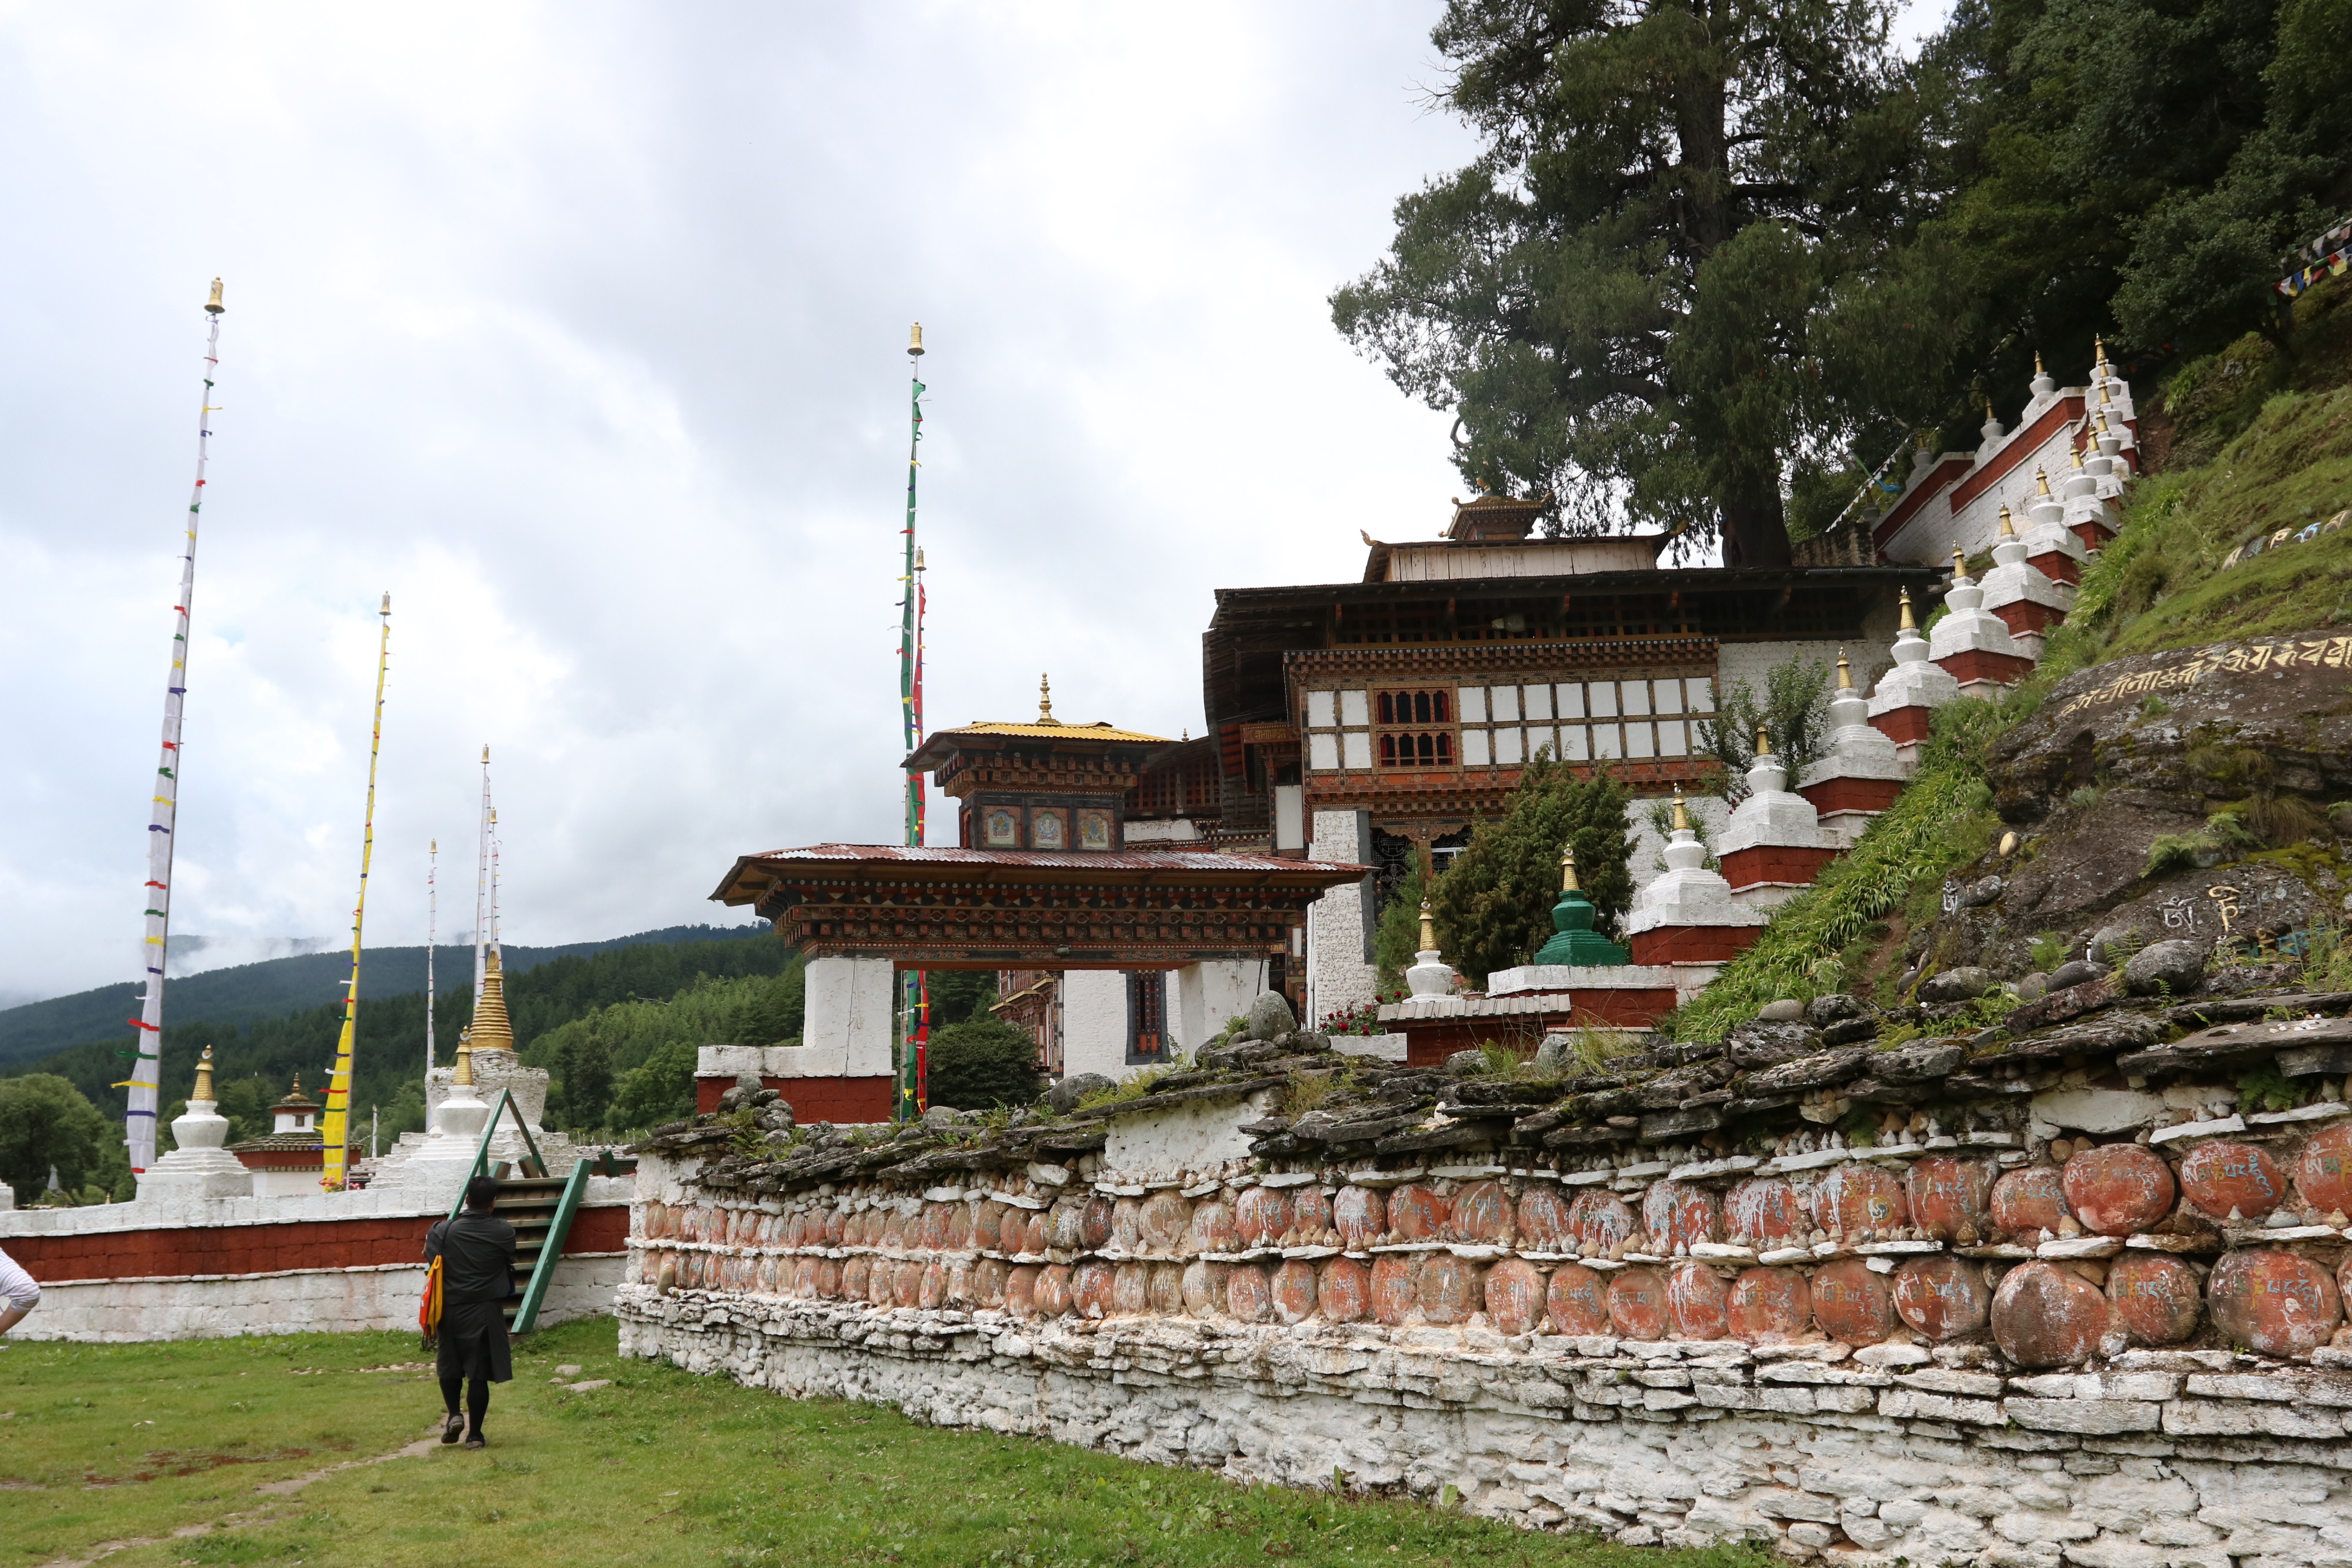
[1236,1187,1291,1247]
[893,1260,923,1308]
[2208,1247,2343,1356]
[1725,1268,1810,1341]
[1317,1257,1370,1323]
[1370,1253,1422,1325]
[1725,1178,1805,1248]
[919,1261,948,1311]
[1072,1259,1117,1318]
[1892,1255,1990,1340]
[2106,1252,2201,1344]
[2063,1144,2178,1237]
[1667,1262,1729,1340]
[1112,1261,1154,1317]
[1110,1198,1144,1252]
[1809,1259,1896,1345]
[1607,1268,1670,1340]
[1907,1158,1996,1243]
[1289,1187,1332,1238]
[970,1201,1001,1250]
[1181,1260,1229,1317]
[841,1257,873,1302]
[1190,1200,1239,1254]
[1270,1259,1319,1324]
[1567,1190,1638,1256]
[919,1204,948,1250]
[880,1210,907,1250]
[1811,1164,1909,1237]
[1388,1184,1448,1241]
[815,1258,842,1300]
[1226,1264,1275,1324]
[1004,1265,1038,1318]
[1148,1263,1185,1317]
[1022,1210,1050,1255]
[970,1258,1004,1308]
[2180,1140,2287,1221]
[1991,1166,2072,1239]
[1643,1182,1720,1252]
[1482,1258,1543,1335]
[2297,1124,2352,1214]
[1417,1253,1479,1325]
[1139,1192,1191,1251]
[1048,1198,1091,1251]
[1333,1187,1386,1249]
[1516,1187,1573,1250]
[1546,1263,1609,1335]
[1034,1264,1073,1318]
[1991,1261,2107,1367]
[1450,1181,1513,1243]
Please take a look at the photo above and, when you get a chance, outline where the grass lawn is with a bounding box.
[0,1318,1763,1568]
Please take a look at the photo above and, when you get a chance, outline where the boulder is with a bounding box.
[1443,1048,1489,1077]
[1047,1073,1115,1112]
[2046,959,2106,991]
[2123,938,2207,997]
[1805,994,1868,1027]
[1244,992,1297,1042]
[1918,966,1993,1005]
[1531,1033,1573,1076]
[1756,999,1807,1023]
[2015,972,2050,1002]
[920,1105,968,1129]
[1726,1020,1824,1068]
[1961,876,2005,907]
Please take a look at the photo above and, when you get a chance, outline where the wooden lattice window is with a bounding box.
[1376,688,1456,769]
[1126,972,1167,1065]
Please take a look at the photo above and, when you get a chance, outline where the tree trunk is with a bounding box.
[1720,492,1793,569]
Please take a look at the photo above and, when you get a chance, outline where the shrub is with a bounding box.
[925,1020,1045,1110]
[1430,753,1633,986]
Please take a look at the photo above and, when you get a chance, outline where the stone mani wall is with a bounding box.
[619,1112,2352,1565]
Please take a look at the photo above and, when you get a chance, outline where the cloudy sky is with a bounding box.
[0,2,1506,1005]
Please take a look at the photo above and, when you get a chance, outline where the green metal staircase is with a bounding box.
[442,1090,603,1334]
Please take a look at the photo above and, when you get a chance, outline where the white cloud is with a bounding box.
[0,1,1478,1002]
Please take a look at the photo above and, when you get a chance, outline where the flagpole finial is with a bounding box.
[205,278,225,315]
[1038,674,1057,724]
[908,322,925,359]
[379,591,390,616]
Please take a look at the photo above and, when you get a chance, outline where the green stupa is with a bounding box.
[1531,845,1630,966]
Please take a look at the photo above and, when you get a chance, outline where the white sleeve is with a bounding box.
[0,1248,40,1311]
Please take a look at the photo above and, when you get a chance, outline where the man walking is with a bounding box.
[424,1175,517,1449]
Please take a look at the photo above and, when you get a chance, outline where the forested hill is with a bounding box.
[0,923,762,1068]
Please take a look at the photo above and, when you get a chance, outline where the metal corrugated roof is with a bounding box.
[927,719,1173,744]
[736,843,1354,873]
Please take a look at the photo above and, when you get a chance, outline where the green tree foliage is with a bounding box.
[922,970,999,1028]
[607,1040,700,1133]
[1430,754,1635,984]
[0,1074,112,1205]
[1696,655,1834,804]
[1373,865,1432,992]
[925,1020,1046,1110]
[1333,0,1949,566]
[551,1034,616,1132]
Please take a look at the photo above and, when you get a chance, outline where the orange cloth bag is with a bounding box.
[419,1255,444,1348]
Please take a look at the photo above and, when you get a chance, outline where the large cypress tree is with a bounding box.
[1333,0,1951,564]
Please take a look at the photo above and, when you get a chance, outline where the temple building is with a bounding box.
[226,1077,325,1197]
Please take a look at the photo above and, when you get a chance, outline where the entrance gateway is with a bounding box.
[710,688,1366,1121]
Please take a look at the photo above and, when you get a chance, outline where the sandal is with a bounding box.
[440,1414,465,1445]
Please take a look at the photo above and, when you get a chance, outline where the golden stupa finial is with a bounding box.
[1836,649,1854,690]
[1952,544,1968,577]
[2096,409,2112,433]
[1899,587,1917,632]
[1560,845,1580,893]
[470,948,515,1056]
[1998,505,2017,538]
[908,322,925,359]
[1671,787,1691,834]
[193,1044,215,1103]
[1037,673,1057,725]
[1985,397,1995,421]
[290,1072,302,1096]
[1756,722,1772,757]
[2034,350,2046,377]
[2036,467,2052,498]
[2071,439,2086,468]
[1418,898,1436,953]
[454,1030,475,1087]
[2095,335,2109,370]
[205,278,225,315]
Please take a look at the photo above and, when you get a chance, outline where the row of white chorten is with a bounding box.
[1618,358,2139,968]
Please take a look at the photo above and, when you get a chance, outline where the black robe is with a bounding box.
[424,1210,518,1383]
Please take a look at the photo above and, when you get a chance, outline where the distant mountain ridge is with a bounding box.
[0,924,762,1068]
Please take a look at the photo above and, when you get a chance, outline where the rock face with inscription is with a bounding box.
[1913,634,2352,978]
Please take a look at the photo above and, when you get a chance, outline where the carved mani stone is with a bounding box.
[2106,1252,2201,1344]
[2297,1123,2352,1214]
[1388,1184,1448,1241]
[1991,1165,2073,1238]
[1811,1164,1909,1237]
[1371,1253,1421,1325]
[1809,1258,1897,1345]
[1235,1186,1291,1247]
[1484,1257,1544,1335]
[1317,1257,1370,1322]
[1726,1177,1805,1247]
[1992,1260,2106,1367]
[1451,1180,1513,1243]
[2179,1139,2287,1220]
[2063,1143,2177,1237]
[1569,1190,1638,1255]
[1726,1266,1811,1341]
[1666,1261,1729,1340]
[1416,1253,1480,1325]
[1907,1157,1995,1242]
[1547,1263,1609,1335]
[1643,1181,1721,1252]
[1608,1267,1670,1340]
[1893,1255,1990,1340]
[1226,1263,1275,1324]
[2207,1247,2343,1357]
[1333,1186,1386,1249]
[1139,1191,1191,1250]
[1517,1186,1573,1249]
[1270,1259,1318,1324]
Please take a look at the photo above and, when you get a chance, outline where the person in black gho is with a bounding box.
[424,1175,518,1448]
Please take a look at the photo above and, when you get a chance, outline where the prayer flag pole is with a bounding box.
[322,593,392,1188]
[425,839,438,1075]
[122,279,226,1175]
[899,324,929,1118]
[473,746,491,1008]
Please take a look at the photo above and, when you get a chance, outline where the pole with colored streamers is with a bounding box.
[424,839,437,1076]
[322,593,392,1188]
[899,323,929,1118]
[121,279,226,1174]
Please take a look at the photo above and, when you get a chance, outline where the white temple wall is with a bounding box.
[1060,970,1130,1082]
[802,955,897,1078]
[1305,808,1377,1031]
[1173,959,1265,1053]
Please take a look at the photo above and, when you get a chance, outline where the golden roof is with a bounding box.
[931,718,1174,744]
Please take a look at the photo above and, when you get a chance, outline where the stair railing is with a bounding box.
[511,1158,594,1335]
